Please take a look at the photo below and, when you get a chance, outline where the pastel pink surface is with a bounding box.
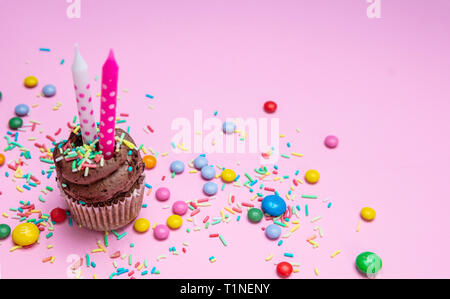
[99,49,118,159]
[0,0,450,279]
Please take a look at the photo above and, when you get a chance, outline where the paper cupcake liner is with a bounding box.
[57,175,145,231]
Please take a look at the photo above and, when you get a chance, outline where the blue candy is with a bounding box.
[201,165,216,180]
[222,121,236,134]
[193,155,208,170]
[203,182,218,196]
[42,84,56,97]
[170,160,185,174]
[261,194,287,217]
[265,224,281,240]
[14,104,30,116]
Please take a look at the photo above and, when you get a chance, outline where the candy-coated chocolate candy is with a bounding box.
[203,182,218,196]
[222,121,236,134]
[50,208,67,223]
[12,223,39,246]
[221,169,236,183]
[265,224,282,240]
[8,117,23,130]
[24,76,38,88]
[15,104,30,116]
[201,165,216,180]
[134,218,150,233]
[247,208,263,223]
[0,153,5,166]
[167,215,183,229]
[305,169,320,184]
[356,252,382,275]
[170,160,185,174]
[153,224,170,240]
[360,207,376,221]
[42,84,56,97]
[142,155,157,169]
[324,135,339,148]
[276,261,293,278]
[261,194,286,217]
[155,187,170,201]
[0,224,11,239]
[193,156,208,170]
[172,201,188,216]
[264,101,277,113]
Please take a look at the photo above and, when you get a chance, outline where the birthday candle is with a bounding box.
[99,49,119,159]
[71,44,97,144]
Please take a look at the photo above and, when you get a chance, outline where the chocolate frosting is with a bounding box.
[53,128,144,204]
[53,128,133,185]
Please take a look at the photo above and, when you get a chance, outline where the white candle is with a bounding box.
[72,44,97,144]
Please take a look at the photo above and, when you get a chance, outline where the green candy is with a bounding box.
[247,208,263,223]
[356,252,382,275]
[0,224,11,239]
[9,117,23,130]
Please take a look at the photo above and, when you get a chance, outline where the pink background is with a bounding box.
[1,0,450,279]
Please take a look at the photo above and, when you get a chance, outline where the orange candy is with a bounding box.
[0,153,5,166]
[142,155,157,169]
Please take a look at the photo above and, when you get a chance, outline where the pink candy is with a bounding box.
[172,201,188,216]
[324,135,339,149]
[153,224,170,240]
[155,187,170,201]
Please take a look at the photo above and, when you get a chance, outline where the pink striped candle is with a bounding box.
[99,49,119,159]
[71,45,97,144]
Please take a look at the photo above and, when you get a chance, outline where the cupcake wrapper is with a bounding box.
[57,176,145,231]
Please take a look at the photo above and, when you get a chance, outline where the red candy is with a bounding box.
[263,101,277,113]
[50,208,67,223]
[276,261,293,278]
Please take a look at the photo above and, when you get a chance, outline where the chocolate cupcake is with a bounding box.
[53,128,145,231]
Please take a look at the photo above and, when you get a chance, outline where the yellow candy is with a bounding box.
[305,169,320,184]
[12,223,39,246]
[24,76,38,88]
[134,218,150,233]
[167,215,182,229]
[360,207,376,221]
[221,169,236,183]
